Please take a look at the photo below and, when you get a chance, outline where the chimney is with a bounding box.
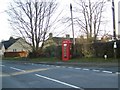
[49,33,53,39]
[9,37,14,40]
[66,34,70,39]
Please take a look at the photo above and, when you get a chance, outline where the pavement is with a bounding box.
[34,62,119,73]
[36,61,118,67]
[2,59,119,71]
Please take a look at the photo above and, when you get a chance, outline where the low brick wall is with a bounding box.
[4,51,28,57]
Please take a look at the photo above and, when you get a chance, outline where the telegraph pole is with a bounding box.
[70,3,76,57]
[112,0,117,59]
[70,3,75,46]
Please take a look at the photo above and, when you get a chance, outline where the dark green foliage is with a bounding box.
[29,40,120,59]
[29,50,46,58]
[44,45,57,57]
[93,40,120,58]
[74,44,84,58]
[55,45,62,59]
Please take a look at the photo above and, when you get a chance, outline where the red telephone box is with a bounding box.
[62,40,72,61]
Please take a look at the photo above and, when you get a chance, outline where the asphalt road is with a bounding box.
[0,60,119,89]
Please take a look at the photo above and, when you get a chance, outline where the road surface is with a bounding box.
[0,60,119,90]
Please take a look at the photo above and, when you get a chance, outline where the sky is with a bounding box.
[0,0,119,41]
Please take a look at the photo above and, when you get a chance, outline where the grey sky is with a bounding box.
[0,0,119,41]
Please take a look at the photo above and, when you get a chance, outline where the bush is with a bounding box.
[29,40,120,59]
[55,45,62,59]
[29,50,46,58]
[44,45,65,59]
[44,45,56,57]
[74,44,84,58]
[93,40,120,58]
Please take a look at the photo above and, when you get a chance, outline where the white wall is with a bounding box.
[0,45,5,56]
[6,39,32,52]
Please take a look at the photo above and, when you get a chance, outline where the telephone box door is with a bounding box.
[62,40,72,61]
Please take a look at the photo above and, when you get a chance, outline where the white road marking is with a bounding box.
[35,74,83,89]
[92,69,100,72]
[82,68,89,71]
[0,73,10,77]
[68,67,73,69]
[0,65,5,67]
[62,66,66,68]
[115,72,120,74]
[75,68,81,70]
[31,63,34,65]
[102,71,113,74]
[50,65,55,67]
[56,66,60,68]
[74,67,116,74]
[10,67,26,72]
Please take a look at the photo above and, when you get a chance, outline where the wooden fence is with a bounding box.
[4,51,28,57]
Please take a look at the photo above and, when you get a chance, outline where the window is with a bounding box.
[64,44,67,58]
[13,49,17,52]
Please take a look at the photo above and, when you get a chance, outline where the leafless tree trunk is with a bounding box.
[75,0,105,42]
[7,0,58,52]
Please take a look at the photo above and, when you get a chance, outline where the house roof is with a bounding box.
[48,37,76,45]
[2,37,20,49]
[52,37,64,44]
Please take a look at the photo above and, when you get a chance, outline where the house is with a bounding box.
[1,37,32,57]
[44,33,63,48]
[43,33,75,48]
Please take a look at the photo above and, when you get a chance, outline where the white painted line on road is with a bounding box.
[0,65,5,67]
[82,68,89,71]
[51,65,55,67]
[56,66,60,68]
[68,67,73,69]
[102,71,113,74]
[10,67,26,72]
[75,68,81,70]
[92,69,100,72]
[0,73,10,77]
[31,63,34,65]
[62,66,66,68]
[35,74,83,89]
[115,72,120,74]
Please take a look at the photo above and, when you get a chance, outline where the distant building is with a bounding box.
[44,33,74,48]
[1,37,32,57]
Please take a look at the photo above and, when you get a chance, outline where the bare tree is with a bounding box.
[60,0,106,57]
[75,0,106,42]
[7,0,58,52]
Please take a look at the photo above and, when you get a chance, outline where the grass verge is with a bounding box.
[2,57,118,63]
